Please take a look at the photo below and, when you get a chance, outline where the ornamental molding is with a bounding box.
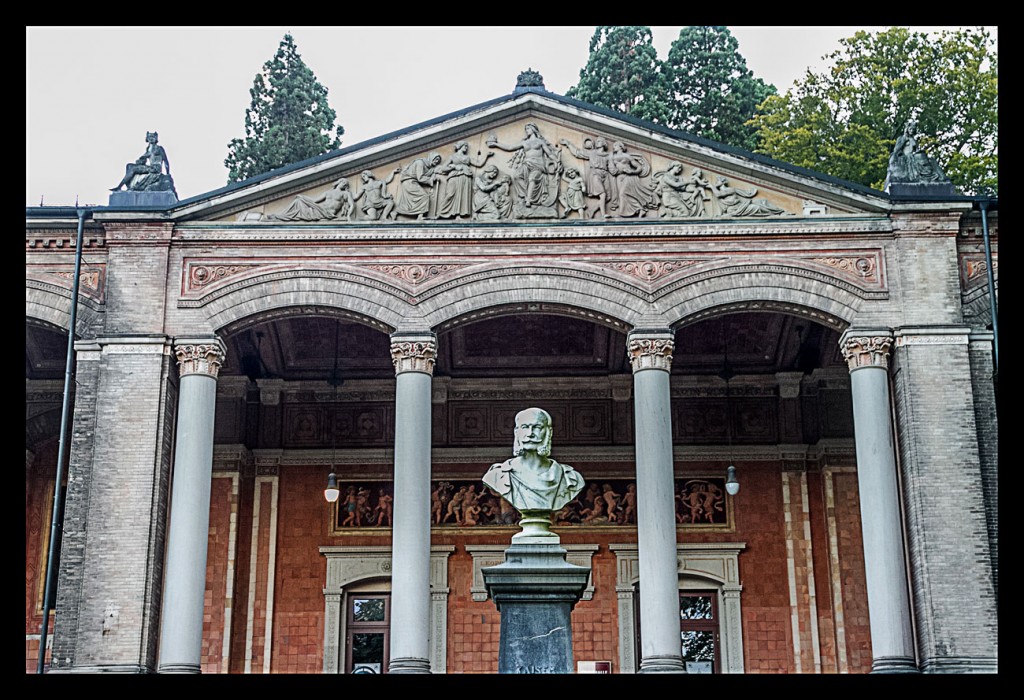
[25,233,105,249]
[174,217,894,242]
[627,334,675,372]
[653,261,886,305]
[187,263,263,291]
[363,263,471,286]
[178,266,412,308]
[959,254,997,290]
[26,265,106,302]
[391,337,437,375]
[894,332,969,347]
[174,342,226,378]
[598,259,701,283]
[840,335,893,370]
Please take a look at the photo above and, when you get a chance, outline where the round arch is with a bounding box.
[26,282,104,338]
[416,264,658,331]
[656,264,871,330]
[184,269,412,336]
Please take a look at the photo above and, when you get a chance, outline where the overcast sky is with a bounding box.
[26,26,992,208]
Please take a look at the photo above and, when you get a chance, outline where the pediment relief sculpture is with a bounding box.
[251,122,808,224]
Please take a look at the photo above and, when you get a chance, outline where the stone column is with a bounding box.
[158,339,226,674]
[840,332,917,674]
[387,333,436,674]
[627,330,685,673]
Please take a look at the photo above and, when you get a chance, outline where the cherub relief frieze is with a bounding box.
[257,122,802,224]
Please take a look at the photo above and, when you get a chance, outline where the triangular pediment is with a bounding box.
[171,90,892,224]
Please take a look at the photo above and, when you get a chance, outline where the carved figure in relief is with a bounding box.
[486,123,563,218]
[472,165,512,221]
[431,481,454,525]
[482,408,585,516]
[444,486,467,525]
[356,486,372,525]
[621,483,637,525]
[374,489,393,526]
[395,153,443,219]
[608,141,658,217]
[712,176,786,217]
[268,177,354,221]
[353,169,399,221]
[111,131,175,193]
[559,136,617,218]
[559,168,587,218]
[654,162,710,218]
[342,486,360,527]
[698,480,725,523]
[437,142,494,219]
[678,484,704,523]
[602,483,621,523]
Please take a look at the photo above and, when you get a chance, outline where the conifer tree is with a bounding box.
[664,26,776,150]
[225,34,343,183]
[567,26,670,125]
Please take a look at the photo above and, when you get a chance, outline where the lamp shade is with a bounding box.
[324,472,340,503]
[725,465,740,496]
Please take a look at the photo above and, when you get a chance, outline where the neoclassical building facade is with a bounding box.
[25,82,997,674]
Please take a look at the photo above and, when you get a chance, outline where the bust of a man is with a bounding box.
[482,407,585,515]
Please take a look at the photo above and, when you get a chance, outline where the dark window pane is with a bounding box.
[352,632,385,672]
[681,630,716,666]
[352,598,386,622]
[680,595,713,620]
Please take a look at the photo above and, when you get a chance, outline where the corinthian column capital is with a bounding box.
[840,332,893,371]
[627,330,675,373]
[390,333,437,376]
[174,339,227,378]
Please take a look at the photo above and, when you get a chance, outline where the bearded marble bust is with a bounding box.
[482,407,585,515]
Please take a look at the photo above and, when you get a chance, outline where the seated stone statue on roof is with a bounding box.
[111,131,176,195]
[884,120,955,195]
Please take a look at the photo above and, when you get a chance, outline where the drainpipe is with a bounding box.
[36,206,88,673]
[978,197,998,376]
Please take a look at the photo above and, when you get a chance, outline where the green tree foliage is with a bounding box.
[567,26,670,125]
[225,34,343,183]
[750,27,997,194]
[664,26,776,151]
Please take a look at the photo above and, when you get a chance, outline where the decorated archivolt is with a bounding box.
[255,121,810,224]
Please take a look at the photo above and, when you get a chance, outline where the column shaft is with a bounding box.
[843,334,917,674]
[159,342,224,674]
[388,336,435,674]
[629,333,685,674]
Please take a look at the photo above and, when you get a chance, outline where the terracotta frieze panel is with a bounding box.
[959,253,997,292]
[26,264,106,303]
[328,476,732,535]
[221,117,853,225]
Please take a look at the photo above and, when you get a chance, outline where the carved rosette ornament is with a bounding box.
[174,343,226,378]
[390,339,437,375]
[627,336,675,372]
[841,336,893,371]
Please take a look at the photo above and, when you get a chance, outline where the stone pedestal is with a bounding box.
[108,190,178,207]
[482,544,590,674]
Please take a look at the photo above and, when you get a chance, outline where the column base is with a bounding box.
[638,655,686,673]
[870,656,920,674]
[158,662,201,674]
[387,656,431,674]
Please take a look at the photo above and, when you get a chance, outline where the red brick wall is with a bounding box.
[25,440,58,673]
[200,461,871,674]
